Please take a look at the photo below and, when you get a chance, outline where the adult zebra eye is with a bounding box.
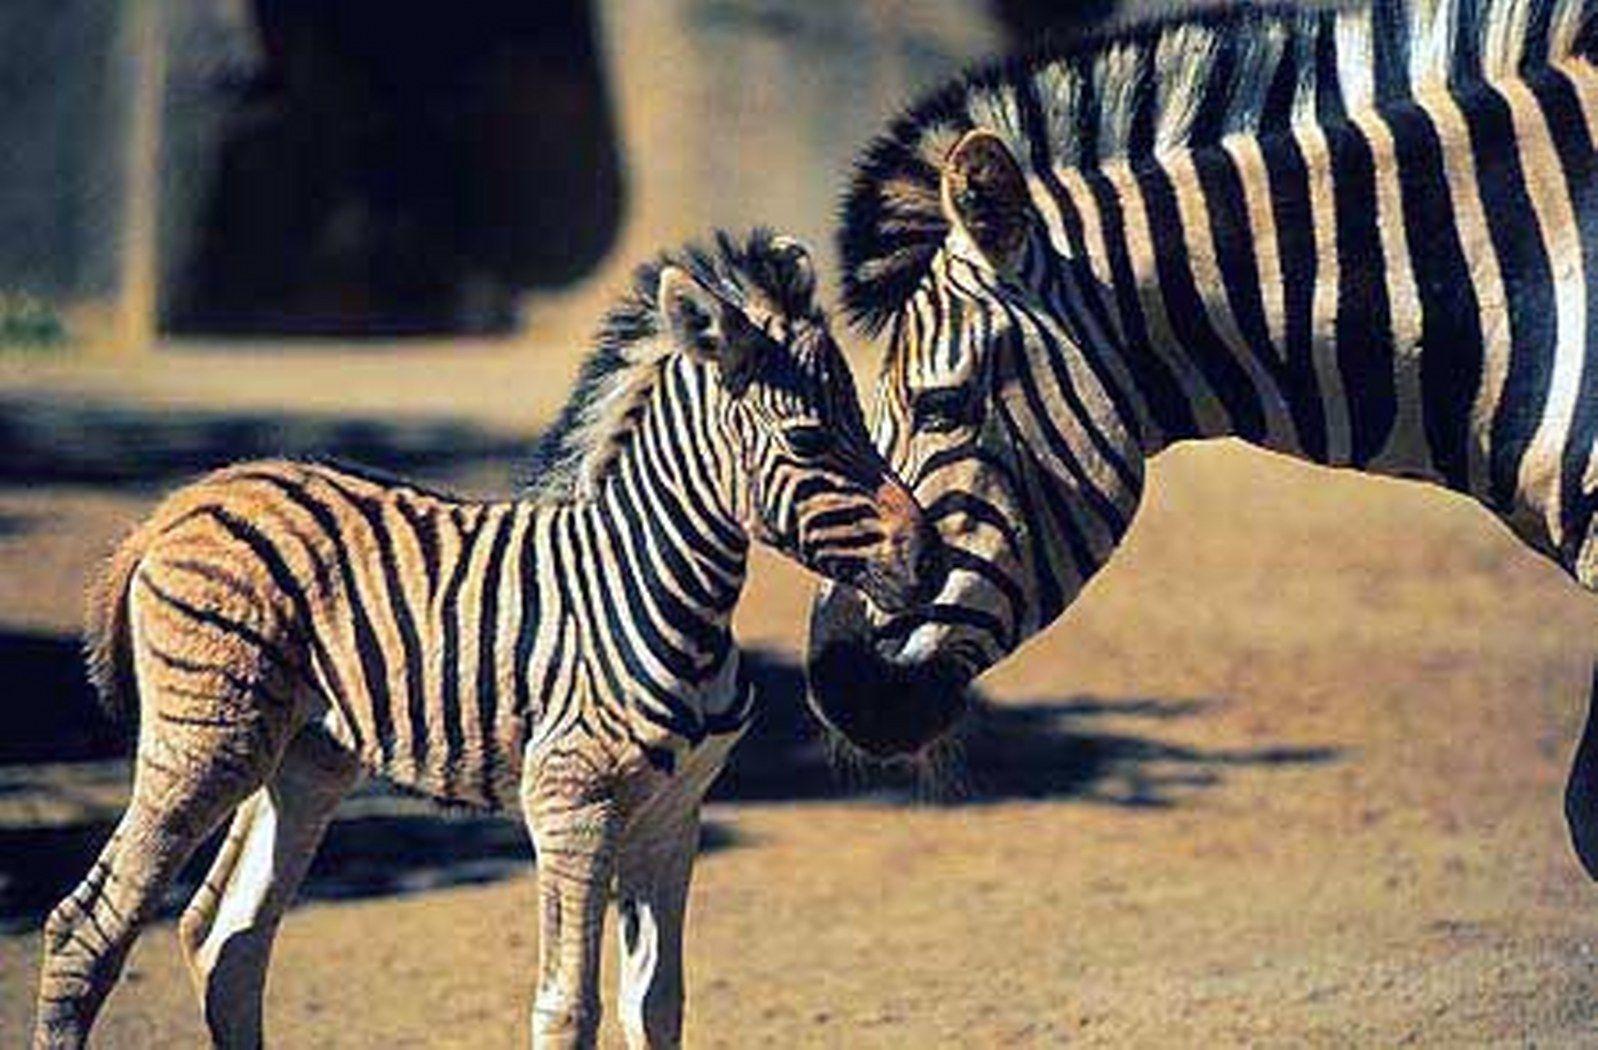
[785,425,833,457]
[913,386,972,433]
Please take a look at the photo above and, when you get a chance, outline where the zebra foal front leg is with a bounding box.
[522,741,622,1049]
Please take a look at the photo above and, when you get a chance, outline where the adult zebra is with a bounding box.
[806,0,1598,874]
[35,230,934,1050]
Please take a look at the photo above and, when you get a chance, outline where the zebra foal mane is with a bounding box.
[524,228,824,502]
[840,0,1598,334]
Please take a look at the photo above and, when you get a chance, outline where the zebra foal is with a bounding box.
[33,230,935,1049]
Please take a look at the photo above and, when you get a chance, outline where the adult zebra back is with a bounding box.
[35,231,934,1050]
[805,0,1598,866]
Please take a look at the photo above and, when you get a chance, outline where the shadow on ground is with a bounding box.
[0,640,1337,930]
[0,397,526,488]
[715,651,1339,807]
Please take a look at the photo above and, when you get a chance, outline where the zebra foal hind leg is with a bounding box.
[614,807,698,1050]
[613,729,739,1049]
[522,739,624,1049]
[33,710,284,1048]
[178,720,359,1049]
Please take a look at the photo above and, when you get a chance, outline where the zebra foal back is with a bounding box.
[95,458,540,808]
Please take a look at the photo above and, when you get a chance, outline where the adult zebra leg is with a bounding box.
[614,807,698,1050]
[1565,660,1598,880]
[178,722,359,1049]
[523,741,621,1050]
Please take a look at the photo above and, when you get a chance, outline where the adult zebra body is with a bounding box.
[806,0,1598,873]
[35,231,934,1050]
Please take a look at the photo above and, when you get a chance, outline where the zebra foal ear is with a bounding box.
[768,234,817,302]
[658,265,758,393]
[941,129,1030,272]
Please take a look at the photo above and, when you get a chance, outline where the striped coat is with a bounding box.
[806,0,1598,878]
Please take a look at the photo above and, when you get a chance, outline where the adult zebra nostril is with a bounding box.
[805,587,972,759]
[910,531,946,605]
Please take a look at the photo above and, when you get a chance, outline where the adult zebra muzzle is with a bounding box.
[804,579,970,758]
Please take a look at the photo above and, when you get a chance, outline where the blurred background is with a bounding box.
[4,2,1598,1045]
[1,0,1121,346]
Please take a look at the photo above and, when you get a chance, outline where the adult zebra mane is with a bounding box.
[523,228,821,502]
[839,0,1598,334]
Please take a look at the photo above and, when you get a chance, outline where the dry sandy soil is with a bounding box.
[3,407,1598,1046]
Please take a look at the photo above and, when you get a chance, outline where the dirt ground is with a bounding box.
[4,404,1598,1045]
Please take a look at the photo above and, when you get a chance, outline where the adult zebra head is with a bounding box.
[553,229,941,615]
[807,52,1161,756]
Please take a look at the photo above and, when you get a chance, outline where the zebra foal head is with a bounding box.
[647,230,941,614]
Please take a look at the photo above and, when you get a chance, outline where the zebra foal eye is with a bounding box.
[912,386,973,433]
[785,425,833,457]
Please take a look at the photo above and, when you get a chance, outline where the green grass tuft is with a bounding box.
[0,293,66,349]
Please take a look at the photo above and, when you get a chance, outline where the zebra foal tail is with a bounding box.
[82,521,153,733]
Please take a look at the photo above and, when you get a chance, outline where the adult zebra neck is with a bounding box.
[1039,56,1598,565]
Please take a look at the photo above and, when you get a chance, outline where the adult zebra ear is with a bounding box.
[658,265,759,394]
[941,129,1030,273]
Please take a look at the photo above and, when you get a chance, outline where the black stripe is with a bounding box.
[512,515,541,726]
[1136,163,1269,441]
[475,510,514,805]
[1259,131,1330,461]
[135,573,298,679]
[1371,0,1412,103]
[996,395,1099,592]
[322,475,431,771]
[1467,82,1558,511]
[393,496,443,596]
[438,507,486,790]
[235,470,397,762]
[1015,74,1142,446]
[200,504,359,748]
[1325,117,1399,466]
[579,513,699,739]
[1386,98,1484,490]
[1453,0,1485,83]
[1191,147,1307,446]
[597,492,704,682]
[1080,168,1201,439]
[998,307,1130,538]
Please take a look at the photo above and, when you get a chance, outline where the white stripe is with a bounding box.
[1412,84,1512,498]
[1499,77,1587,548]
[1163,149,1298,452]
[1223,134,1288,359]
[1292,121,1354,464]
